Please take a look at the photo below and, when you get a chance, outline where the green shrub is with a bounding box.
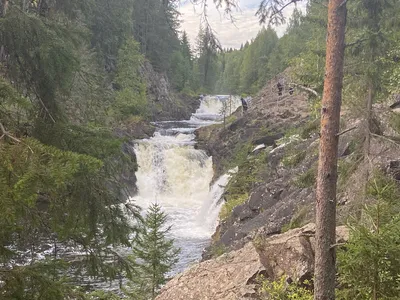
[220,143,268,220]
[337,172,400,300]
[294,168,316,188]
[258,275,313,300]
[389,112,400,133]
[281,205,311,233]
[209,243,227,258]
[219,193,249,220]
[299,120,319,139]
[282,150,307,167]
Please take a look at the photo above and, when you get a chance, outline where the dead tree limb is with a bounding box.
[336,126,357,137]
[291,83,320,97]
[0,122,22,143]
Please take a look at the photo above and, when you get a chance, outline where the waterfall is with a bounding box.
[131,95,240,272]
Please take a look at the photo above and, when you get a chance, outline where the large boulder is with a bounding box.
[156,242,265,300]
[157,224,349,300]
[255,223,349,283]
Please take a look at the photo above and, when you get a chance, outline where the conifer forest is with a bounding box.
[1,0,400,299]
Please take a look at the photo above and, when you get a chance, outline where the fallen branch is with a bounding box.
[336,126,357,137]
[0,122,34,152]
[291,83,320,97]
[330,242,346,249]
[371,133,400,148]
[345,38,367,48]
[0,122,21,143]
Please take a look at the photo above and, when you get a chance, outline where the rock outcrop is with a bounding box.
[255,223,349,283]
[157,242,264,300]
[157,224,349,300]
[196,78,319,257]
[140,61,200,121]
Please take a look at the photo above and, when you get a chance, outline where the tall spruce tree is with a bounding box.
[125,203,180,300]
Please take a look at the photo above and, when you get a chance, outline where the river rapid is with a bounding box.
[131,95,241,273]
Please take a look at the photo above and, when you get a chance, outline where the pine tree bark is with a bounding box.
[0,0,8,17]
[314,0,347,299]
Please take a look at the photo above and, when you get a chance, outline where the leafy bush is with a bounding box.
[294,168,316,188]
[259,276,313,300]
[219,193,249,220]
[282,150,307,167]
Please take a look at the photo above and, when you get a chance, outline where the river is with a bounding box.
[131,95,241,273]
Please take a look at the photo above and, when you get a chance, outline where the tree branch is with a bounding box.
[345,38,368,48]
[0,122,21,143]
[371,133,400,148]
[291,82,320,97]
[0,122,34,152]
[330,242,346,249]
[336,126,357,137]
[257,0,303,25]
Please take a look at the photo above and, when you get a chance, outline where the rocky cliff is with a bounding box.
[140,60,200,121]
[195,76,400,260]
[157,224,349,300]
[195,78,318,257]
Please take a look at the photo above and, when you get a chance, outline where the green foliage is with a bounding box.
[209,243,227,258]
[219,193,249,220]
[337,172,400,300]
[259,275,313,300]
[282,150,307,167]
[114,38,148,119]
[299,120,320,139]
[0,0,155,297]
[132,0,180,72]
[124,204,180,300]
[0,137,139,298]
[294,167,317,189]
[281,205,311,233]
[389,113,400,133]
[220,144,268,220]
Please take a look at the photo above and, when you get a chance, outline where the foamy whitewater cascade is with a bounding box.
[131,95,241,272]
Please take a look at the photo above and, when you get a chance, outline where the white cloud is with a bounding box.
[178,0,306,49]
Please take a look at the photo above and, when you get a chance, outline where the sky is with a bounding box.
[178,0,306,49]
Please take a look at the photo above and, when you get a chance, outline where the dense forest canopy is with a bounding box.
[1,0,400,298]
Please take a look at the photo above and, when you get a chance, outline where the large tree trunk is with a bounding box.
[314,0,347,299]
[0,0,8,17]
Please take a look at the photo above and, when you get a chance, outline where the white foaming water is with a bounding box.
[190,95,242,122]
[131,95,240,273]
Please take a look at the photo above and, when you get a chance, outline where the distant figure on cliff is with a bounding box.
[289,86,294,95]
[277,82,283,96]
[241,97,248,112]
[199,94,204,101]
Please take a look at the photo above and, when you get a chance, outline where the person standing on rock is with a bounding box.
[241,97,248,112]
[277,82,283,96]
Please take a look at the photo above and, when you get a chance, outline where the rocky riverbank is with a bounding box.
[155,75,400,299]
[195,78,318,257]
[156,224,349,300]
[194,76,400,260]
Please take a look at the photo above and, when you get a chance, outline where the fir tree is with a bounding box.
[125,203,180,300]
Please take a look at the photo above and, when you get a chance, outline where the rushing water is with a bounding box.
[131,95,241,273]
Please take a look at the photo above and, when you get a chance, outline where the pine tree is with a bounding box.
[125,204,180,300]
[337,173,400,300]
